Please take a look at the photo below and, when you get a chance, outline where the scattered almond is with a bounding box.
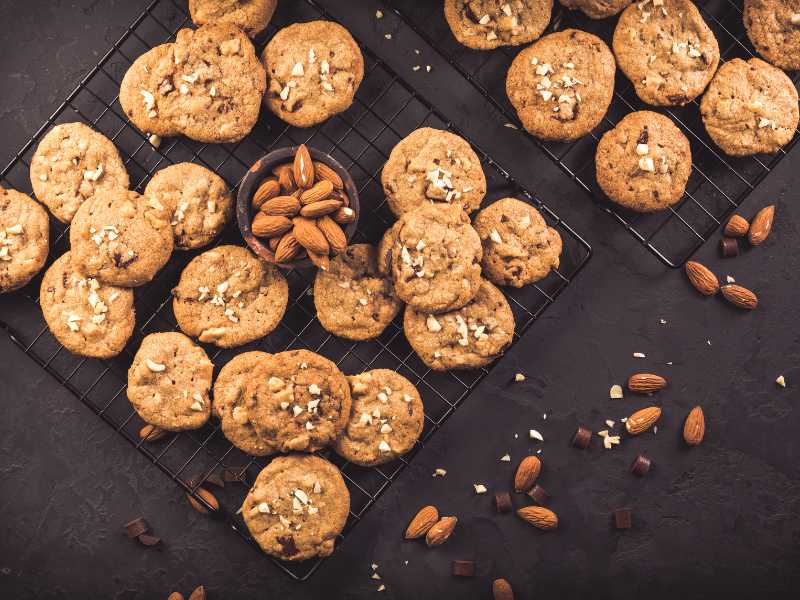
[292,216,330,255]
[251,213,293,238]
[188,586,206,600]
[317,215,347,254]
[748,205,774,246]
[625,406,661,435]
[425,516,457,547]
[293,144,315,189]
[627,373,667,394]
[139,423,166,442]
[404,505,439,539]
[299,198,342,218]
[314,161,344,189]
[260,195,301,217]
[685,261,719,296]
[252,178,280,209]
[492,578,514,600]
[167,593,185,600]
[683,406,705,446]
[513,456,541,493]
[517,506,558,530]
[723,214,749,238]
[186,488,219,514]
[720,284,758,310]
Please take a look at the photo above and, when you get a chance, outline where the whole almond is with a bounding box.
[514,456,541,492]
[188,586,206,600]
[404,505,439,539]
[292,216,329,255]
[685,261,719,296]
[517,506,558,530]
[139,423,166,442]
[260,195,301,217]
[251,178,280,210]
[683,406,705,446]
[625,406,661,435]
[293,144,315,189]
[299,180,335,205]
[720,284,758,310]
[333,206,356,224]
[251,213,293,238]
[187,488,219,514]
[425,516,457,547]
[268,236,281,252]
[274,232,300,263]
[627,373,667,394]
[273,164,295,193]
[314,161,344,189]
[167,593,185,600]
[748,205,774,246]
[724,214,749,238]
[300,198,342,218]
[317,216,347,254]
[308,250,330,271]
[492,578,514,600]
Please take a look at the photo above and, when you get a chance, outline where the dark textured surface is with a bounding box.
[1,1,799,598]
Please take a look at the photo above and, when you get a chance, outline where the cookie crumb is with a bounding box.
[529,429,544,442]
[433,468,447,477]
[610,384,624,399]
[474,483,488,494]
[776,375,786,387]
[514,372,526,382]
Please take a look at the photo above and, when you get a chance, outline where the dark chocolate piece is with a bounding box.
[452,560,476,577]
[613,508,632,530]
[571,425,592,449]
[137,533,162,546]
[630,454,652,477]
[124,517,149,539]
[527,484,550,505]
[720,237,739,258]
[494,492,513,514]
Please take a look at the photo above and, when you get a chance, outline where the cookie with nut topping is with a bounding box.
[189,0,277,38]
[506,29,616,141]
[172,245,288,348]
[244,349,352,454]
[334,369,424,467]
[0,189,49,293]
[128,332,214,431]
[404,279,514,371]
[381,128,487,217]
[119,24,265,143]
[241,454,350,561]
[744,0,800,72]
[559,0,632,19]
[473,198,562,288]
[261,21,364,128]
[30,122,129,224]
[595,110,691,212]
[613,0,720,106]
[40,252,135,358]
[444,0,552,50]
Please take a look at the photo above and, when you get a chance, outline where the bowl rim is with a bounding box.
[236,145,360,270]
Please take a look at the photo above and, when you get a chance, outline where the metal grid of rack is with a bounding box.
[0,0,591,582]
[386,0,800,267]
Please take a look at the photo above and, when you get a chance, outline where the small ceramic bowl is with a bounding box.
[237,146,360,269]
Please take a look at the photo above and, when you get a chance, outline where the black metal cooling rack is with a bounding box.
[0,0,592,582]
[386,0,800,267]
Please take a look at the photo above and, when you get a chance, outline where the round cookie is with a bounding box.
[127,332,214,431]
[172,245,288,349]
[595,111,692,212]
[700,58,799,157]
[189,0,277,38]
[559,0,632,19]
[376,220,401,277]
[241,454,350,561]
[314,244,402,341]
[381,128,487,217]
[443,0,553,50]
[333,369,424,467]
[404,279,515,371]
[40,252,135,359]
[506,29,616,141]
[613,0,720,107]
[69,188,173,287]
[244,350,352,454]
[262,21,365,128]
[473,198,562,287]
[388,203,483,314]
[0,189,49,294]
[744,0,800,72]
[30,122,129,224]
[120,24,266,144]
[145,163,233,250]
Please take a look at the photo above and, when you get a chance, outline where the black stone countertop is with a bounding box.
[1,1,799,598]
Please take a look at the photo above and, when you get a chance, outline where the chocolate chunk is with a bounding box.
[637,127,649,145]
[571,425,592,449]
[630,453,652,477]
[137,533,162,546]
[527,484,550,506]
[124,517,149,539]
[494,492,513,514]
[720,237,739,258]
[277,535,298,557]
[452,560,476,577]
[613,508,632,530]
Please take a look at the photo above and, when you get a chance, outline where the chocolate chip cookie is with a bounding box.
[144,162,233,250]
[473,198,562,287]
[559,0,633,19]
[262,21,364,128]
[128,332,214,431]
[443,0,553,50]
[0,189,49,293]
[744,0,800,72]
[189,0,277,38]
[172,245,288,349]
[69,188,173,287]
[613,0,720,106]
[244,349,352,454]
[120,24,265,143]
[381,128,487,217]
[387,203,483,314]
[700,58,799,157]
[404,279,515,371]
[595,111,692,212]
[314,244,402,341]
[333,369,424,467]
[241,454,350,561]
[40,252,135,358]
[30,122,129,224]
[506,29,616,141]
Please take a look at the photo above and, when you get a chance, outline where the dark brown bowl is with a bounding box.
[237,146,360,269]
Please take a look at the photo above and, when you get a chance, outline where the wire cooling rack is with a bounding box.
[386,0,800,267]
[0,0,591,582]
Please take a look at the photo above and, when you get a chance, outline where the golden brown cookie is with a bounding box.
[443,0,553,49]
[189,0,277,37]
[744,0,800,72]
[559,0,632,19]
[0,188,49,293]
